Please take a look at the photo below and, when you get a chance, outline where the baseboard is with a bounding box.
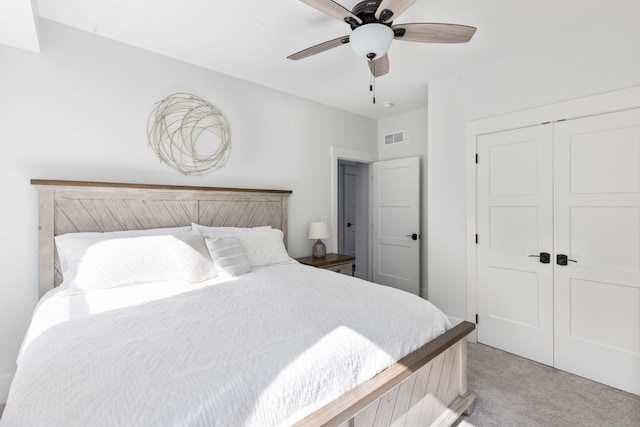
[0,373,13,404]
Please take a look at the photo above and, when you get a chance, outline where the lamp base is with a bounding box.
[312,239,326,258]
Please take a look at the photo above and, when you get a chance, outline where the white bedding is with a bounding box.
[2,263,451,427]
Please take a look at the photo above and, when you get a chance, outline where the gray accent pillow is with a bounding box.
[205,236,252,278]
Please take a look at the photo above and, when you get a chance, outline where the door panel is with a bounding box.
[489,138,539,196]
[372,157,420,295]
[477,124,554,366]
[570,207,640,272]
[490,206,539,256]
[489,267,540,327]
[554,108,640,395]
[568,278,639,354]
[569,126,640,194]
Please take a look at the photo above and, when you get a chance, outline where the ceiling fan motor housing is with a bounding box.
[350,0,392,27]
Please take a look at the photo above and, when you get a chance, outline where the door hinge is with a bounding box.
[475,314,479,324]
[475,234,478,244]
[475,153,478,164]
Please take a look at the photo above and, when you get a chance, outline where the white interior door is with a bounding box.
[372,157,420,295]
[553,108,640,395]
[477,124,554,366]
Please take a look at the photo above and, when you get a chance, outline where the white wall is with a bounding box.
[378,107,428,296]
[0,20,377,403]
[427,12,640,321]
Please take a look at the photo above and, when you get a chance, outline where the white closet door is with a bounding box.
[554,108,640,395]
[477,124,554,366]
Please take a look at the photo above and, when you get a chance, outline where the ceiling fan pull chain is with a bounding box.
[372,75,376,104]
[369,59,376,104]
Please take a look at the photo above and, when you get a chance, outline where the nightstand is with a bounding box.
[296,253,355,276]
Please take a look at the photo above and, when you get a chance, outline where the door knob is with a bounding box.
[347,222,353,227]
[528,252,550,264]
[557,254,577,266]
[406,233,419,240]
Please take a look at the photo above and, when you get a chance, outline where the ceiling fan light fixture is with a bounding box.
[349,23,394,59]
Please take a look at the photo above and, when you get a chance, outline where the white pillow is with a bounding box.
[236,228,292,268]
[56,226,191,279]
[192,223,272,238]
[56,231,216,290]
[205,236,251,278]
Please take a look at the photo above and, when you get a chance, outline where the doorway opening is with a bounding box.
[330,146,376,282]
[337,160,369,280]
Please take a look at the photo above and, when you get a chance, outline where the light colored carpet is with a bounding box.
[455,342,640,427]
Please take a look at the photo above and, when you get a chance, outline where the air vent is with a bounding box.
[384,130,404,146]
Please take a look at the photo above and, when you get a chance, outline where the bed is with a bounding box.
[1,179,475,426]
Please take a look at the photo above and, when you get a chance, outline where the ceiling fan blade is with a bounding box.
[368,54,389,77]
[287,35,350,60]
[375,0,417,22]
[299,0,362,25]
[393,23,476,43]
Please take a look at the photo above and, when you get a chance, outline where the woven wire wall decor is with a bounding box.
[147,93,230,175]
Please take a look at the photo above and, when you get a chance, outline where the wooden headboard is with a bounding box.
[32,179,292,297]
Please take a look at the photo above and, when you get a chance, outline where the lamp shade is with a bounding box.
[350,23,394,59]
[308,221,330,240]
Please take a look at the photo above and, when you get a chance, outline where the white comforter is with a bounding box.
[2,263,451,427]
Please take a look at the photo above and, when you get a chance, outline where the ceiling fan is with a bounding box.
[288,0,476,80]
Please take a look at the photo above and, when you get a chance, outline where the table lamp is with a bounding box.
[308,221,329,258]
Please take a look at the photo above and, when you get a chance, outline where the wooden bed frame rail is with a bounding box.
[296,321,476,427]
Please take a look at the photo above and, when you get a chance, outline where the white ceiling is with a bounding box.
[5,0,640,119]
